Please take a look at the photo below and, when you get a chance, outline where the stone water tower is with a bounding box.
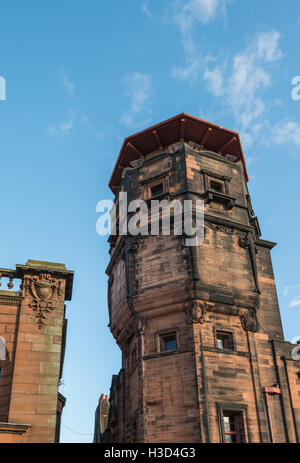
[104,113,300,443]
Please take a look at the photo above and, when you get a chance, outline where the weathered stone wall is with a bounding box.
[106,143,300,443]
[0,293,20,422]
[0,261,73,443]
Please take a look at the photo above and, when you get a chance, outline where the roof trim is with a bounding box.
[109,113,249,193]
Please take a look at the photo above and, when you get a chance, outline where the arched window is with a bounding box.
[0,336,6,382]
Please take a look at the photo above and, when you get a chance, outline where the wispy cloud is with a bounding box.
[203,65,224,96]
[167,4,289,151]
[141,1,153,18]
[169,0,232,60]
[284,284,300,296]
[203,31,282,147]
[289,297,300,308]
[171,60,203,83]
[47,110,75,136]
[60,69,74,97]
[121,72,153,128]
[272,120,300,148]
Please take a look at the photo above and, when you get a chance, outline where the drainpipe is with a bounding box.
[262,385,281,443]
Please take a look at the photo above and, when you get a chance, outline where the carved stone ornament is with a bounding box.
[121,158,144,178]
[238,235,249,249]
[206,222,234,234]
[185,300,207,325]
[27,273,62,329]
[130,159,143,169]
[240,309,259,333]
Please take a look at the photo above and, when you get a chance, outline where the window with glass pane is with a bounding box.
[160,332,177,352]
[222,411,244,443]
[216,331,234,350]
[151,183,163,198]
[210,180,224,193]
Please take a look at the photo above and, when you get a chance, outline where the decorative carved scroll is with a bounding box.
[206,222,235,234]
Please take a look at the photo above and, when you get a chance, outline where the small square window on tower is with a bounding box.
[209,179,224,193]
[160,332,177,353]
[216,331,234,350]
[151,183,163,198]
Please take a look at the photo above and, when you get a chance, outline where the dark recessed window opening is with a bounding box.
[222,411,245,443]
[151,183,163,198]
[210,180,223,193]
[160,332,177,352]
[216,331,234,350]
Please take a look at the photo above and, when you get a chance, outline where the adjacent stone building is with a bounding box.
[0,259,73,443]
[103,113,300,443]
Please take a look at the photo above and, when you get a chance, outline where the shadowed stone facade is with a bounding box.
[102,114,300,443]
[0,260,73,443]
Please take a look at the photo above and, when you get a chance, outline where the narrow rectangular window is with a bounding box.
[216,331,234,350]
[222,411,245,443]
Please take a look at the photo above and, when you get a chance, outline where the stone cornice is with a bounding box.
[0,422,31,434]
[1,260,74,301]
[0,291,23,305]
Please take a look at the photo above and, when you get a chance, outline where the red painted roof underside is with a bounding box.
[109,113,249,193]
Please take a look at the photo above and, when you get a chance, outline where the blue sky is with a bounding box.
[0,0,300,443]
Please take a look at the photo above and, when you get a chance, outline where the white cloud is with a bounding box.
[60,120,74,133]
[47,119,74,135]
[60,69,74,96]
[141,1,153,18]
[172,0,229,29]
[121,72,153,128]
[169,12,284,149]
[255,31,283,62]
[47,110,75,136]
[272,120,300,148]
[169,0,232,58]
[203,66,224,96]
[289,297,300,308]
[202,31,283,147]
[167,0,232,76]
[284,284,300,296]
[171,60,202,82]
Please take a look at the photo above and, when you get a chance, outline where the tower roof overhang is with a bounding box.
[109,113,249,193]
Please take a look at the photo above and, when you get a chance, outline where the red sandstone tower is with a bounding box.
[104,113,300,443]
[0,260,73,443]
